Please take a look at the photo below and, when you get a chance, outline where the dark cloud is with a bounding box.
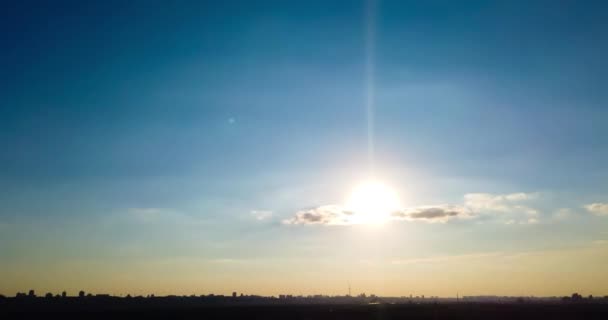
[284,204,471,226]
[392,205,471,223]
[283,205,352,225]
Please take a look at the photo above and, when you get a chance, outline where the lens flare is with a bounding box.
[345,181,400,225]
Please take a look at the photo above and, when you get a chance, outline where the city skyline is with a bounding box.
[6,289,606,301]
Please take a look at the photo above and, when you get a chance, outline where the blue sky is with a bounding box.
[1,0,608,296]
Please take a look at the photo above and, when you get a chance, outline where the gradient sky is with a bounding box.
[1,0,608,297]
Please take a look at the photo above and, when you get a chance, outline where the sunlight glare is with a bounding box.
[345,181,401,225]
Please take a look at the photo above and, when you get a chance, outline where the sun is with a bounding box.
[345,180,401,225]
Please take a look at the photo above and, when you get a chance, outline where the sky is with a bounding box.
[1,0,608,297]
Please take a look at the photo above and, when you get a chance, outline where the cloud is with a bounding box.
[584,203,608,216]
[526,218,539,224]
[283,205,353,225]
[464,192,538,215]
[392,205,471,223]
[251,210,273,221]
[283,204,470,226]
[391,244,608,266]
[463,192,542,224]
[284,191,544,226]
[391,252,503,265]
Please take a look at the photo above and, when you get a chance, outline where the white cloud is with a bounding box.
[584,203,608,216]
[251,210,273,221]
[464,192,538,214]
[526,218,539,224]
[464,192,540,224]
[504,192,538,201]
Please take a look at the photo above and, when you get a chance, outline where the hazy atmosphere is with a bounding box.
[1,0,608,298]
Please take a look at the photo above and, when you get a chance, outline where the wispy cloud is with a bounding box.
[391,252,503,265]
[584,203,608,216]
[464,192,540,224]
[251,210,273,221]
[391,243,608,266]
[464,192,538,215]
